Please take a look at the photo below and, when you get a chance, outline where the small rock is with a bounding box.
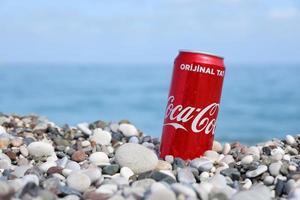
[115,143,158,174]
[263,176,274,185]
[67,172,91,192]
[165,155,174,164]
[82,167,102,183]
[204,150,219,162]
[132,178,155,189]
[12,165,31,178]
[275,179,285,197]
[231,184,272,200]
[222,143,231,155]
[286,135,296,145]
[212,141,223,153]
[156,160,172,170]
[90,129,112,145]
[208,174,227,189]
[269,162,282,176]
[147,182,176,200]
[65,161,81,171]
[242,178,252,190]
[103,164,120,175]
[177,168,196,184]
[221,168,241,181]
[77,123,92,136]
[89,152,110,166]
[96,184,118,195]
[39,161,57,172]
[171,183,197,198]
[81,140,91,147]
[245,146,260,159]
[246,165,268,178]
[190,157,213,172]
[118,123,139,137]
[0,125,7,134]
[20,146,29,157]
[0,137,9,149]
[220,155,235,164]
[241,155,254,165]
[27,141,54,157]
[71,150,87,162]
[120,167,134,180]
[288,188,300,200]
[128,136,139,144]
[11,137,23,147]
[0,153,11,169]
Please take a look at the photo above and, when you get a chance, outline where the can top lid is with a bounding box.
[179,49,224,59]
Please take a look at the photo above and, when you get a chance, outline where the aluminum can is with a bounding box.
[160,50,225,160]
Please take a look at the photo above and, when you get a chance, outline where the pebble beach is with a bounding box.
[0,114,300,200]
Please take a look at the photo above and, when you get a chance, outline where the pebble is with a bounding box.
[165,155,174,164]
[0,125,7,134]
[81,140,91,147]
[241,155,254,165]
[20,145,29,157]
[11,137,23,147]
[220,155,235,164]
[82,167,102,183]
[27,141,54,157]
[39,161,57,172]
[128,136,139,144]
[147,182,176,200]
[231,184,272,200]
[223,143,231,155]
[245,146,260,159]
[67,172,91,192]
[115,143,158,174]
[269,162,282,176]
[77,123,92,135]
[118,123,139,137]
[65,161,81,171]
[12,165,31,178]
[0,137,9,149]
[221,168,241,181]
[0,153,11,169]
[177,168,196,184]
[155,160,172,170]
[71,150,87,162]
[242,178,252,190]
[120,167,134,180]
[90,128,112,145]
[96,184,118,195]
[263,175,274,186]
[246,165,268,178]
[89,152,110,166]
[204,150,219,162]
[286,135,296,145]
[212,141,223,153]
[103,164,120,175]
[190,157,213,172]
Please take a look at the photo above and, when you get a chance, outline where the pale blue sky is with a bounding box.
[0,0,300,65]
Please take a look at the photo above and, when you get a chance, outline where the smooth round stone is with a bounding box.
[223,143,231,155]
[286,135,296,145]
[246,165,268,178]
[199,171,210,181]
[90,129,112,145]
[0,153,11,169]
[263,176,274,185]
[190,157,213,172]
[171,183,197,198]
[89,152,110,166]
[165,155,174,164]
[241,155,254,165]
[245,146,260,159]
[289,165,297,172]
[12,165,31,178]
[204,150,219,162]
[118,124,139,137]
[115,143,158,174]
[39,161,57,172]
[77,123,92,135]
[177,168,196,184]
[81,141,91,147]
[208,174,227,189]
[120,167,134,180]
[212,141,223,153]
[82,167,102,183]
[155,160,172,170]
[71,150,87,162]
[65,161,81,171]
[269,162,282,176]
[220,155,235,164]
[27,141,54,157]
[20,146,29,157]
[147,182,176,200]
[67,172,91,192]
[128,136,139,144]
[96,184,118,195]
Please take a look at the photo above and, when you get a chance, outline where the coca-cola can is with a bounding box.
[160,50,225,160]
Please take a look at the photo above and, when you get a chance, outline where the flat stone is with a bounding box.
[89,152,110,166]
[118,123,139,137]
[27,141,54,157]
[67,172,91,192]
[190,157,213,172]
[90,129,112,145]
[0,137,9,149]
[246,165,268,178]
[177,168,196,184]
[115,143,158,174]
[0,153,11,170]
[269,162,282,176]
[208,174,227,189]
[12,165,31,178]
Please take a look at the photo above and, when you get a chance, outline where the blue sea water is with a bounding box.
[0,64,300,144]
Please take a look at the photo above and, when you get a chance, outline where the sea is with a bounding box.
[1,64,300,144]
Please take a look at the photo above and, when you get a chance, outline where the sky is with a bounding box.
[0,0,300,65]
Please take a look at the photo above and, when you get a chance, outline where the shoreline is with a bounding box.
[0,114,299,200]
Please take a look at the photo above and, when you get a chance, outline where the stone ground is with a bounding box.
[0,114,300,200]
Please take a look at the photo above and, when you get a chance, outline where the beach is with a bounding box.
[0,114,299,200]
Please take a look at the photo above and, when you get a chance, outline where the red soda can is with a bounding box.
[160,50,225,160]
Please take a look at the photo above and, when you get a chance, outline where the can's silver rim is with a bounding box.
[179,49,223,59]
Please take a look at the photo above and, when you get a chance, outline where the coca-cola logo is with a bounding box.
[163,96,219,135]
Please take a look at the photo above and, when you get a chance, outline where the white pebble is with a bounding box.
[20,146,29,157]
[118,123,139,137]
[27,141,54,157]
[77,123,92,136]
[241,155,254,165]
[22,174,39,186]
[286,135,296,145]
[242,179,252,190]
[246,165,268,178]
[204,150,219,162]
[212,141,223,153]
[289,165,297,172]
[82,167,102,183]
[263,175,274,185]
[222,143,231,155]
[89,152,110,166]
[0,126,6,135]
[90,128,112,145]
[245,146,260,159]
[39,161,57,172]
[269,162,282,176]
[96,184,118,194]
[120,167,134,180]
[67,172,91,192]
[81,140,91,147]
